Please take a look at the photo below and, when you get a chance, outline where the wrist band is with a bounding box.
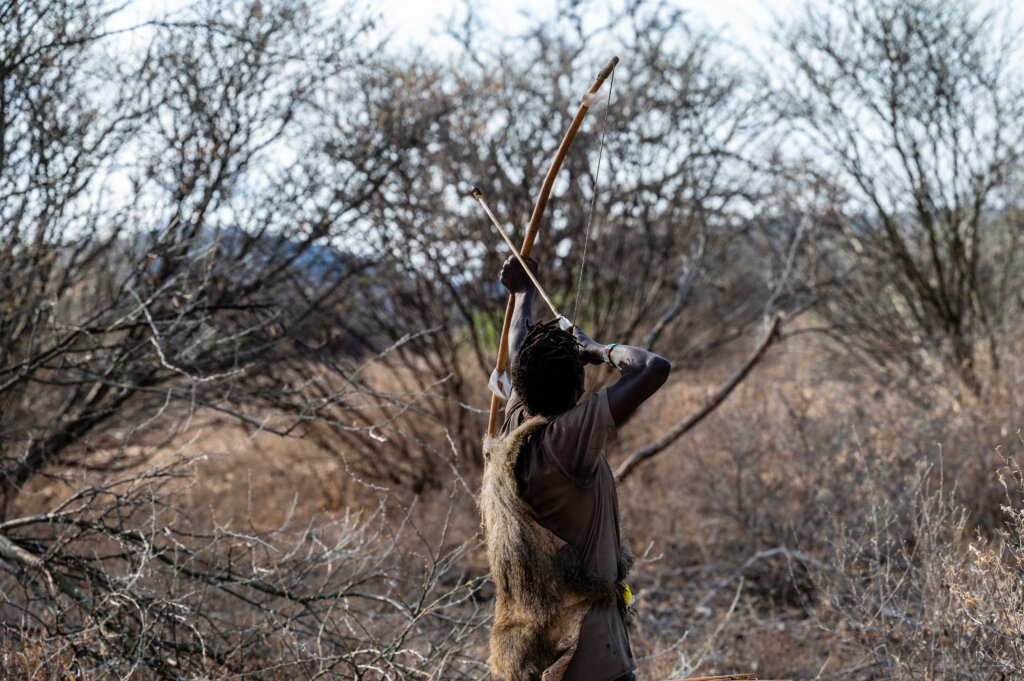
[602,344,618,369]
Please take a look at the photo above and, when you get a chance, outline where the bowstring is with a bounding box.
[571,67,615,325]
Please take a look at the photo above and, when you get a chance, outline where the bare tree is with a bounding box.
[324,0,791,477]
[1,0,142,507]
[0,0,458,508]
[774,0,1024,396]
[0,2,497,675]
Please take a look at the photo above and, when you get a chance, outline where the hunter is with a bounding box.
[481,256,671,681]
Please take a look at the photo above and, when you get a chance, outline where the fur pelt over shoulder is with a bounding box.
[481,417,633,681]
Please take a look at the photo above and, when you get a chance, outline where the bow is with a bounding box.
[485,56,619,438]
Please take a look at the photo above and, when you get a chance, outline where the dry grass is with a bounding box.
[5,326,1022,680]
[607,327,1024,680]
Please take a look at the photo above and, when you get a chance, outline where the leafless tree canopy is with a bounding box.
[775,0,1024,395]
[2,0,1023,678]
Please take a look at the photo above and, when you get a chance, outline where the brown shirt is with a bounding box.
[501,389,635,681]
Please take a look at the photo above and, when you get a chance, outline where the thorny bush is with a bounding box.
[0,451,489,679]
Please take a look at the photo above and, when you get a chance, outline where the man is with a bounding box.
[481,256,671,681]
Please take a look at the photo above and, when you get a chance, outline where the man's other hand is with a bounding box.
[500,256,540,294]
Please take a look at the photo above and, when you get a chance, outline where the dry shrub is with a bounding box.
[815,451,1024,681]
[612,326,1024,679]
[6,325,1018,680]
[0,449,489,680]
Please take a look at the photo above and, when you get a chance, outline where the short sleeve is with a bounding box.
[537,389,617,481]
[500,390,527,437]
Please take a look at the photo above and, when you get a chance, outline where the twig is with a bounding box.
[670,676,793,681]
[694,545,828,618]
[615,314,784,482]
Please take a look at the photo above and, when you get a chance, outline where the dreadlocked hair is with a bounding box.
[510,319,584,417]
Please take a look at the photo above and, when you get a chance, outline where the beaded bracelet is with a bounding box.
[602,343,619,369]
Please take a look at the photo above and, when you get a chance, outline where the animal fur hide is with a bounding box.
[481,417,631,681]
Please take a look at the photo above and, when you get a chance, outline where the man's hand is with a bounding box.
[502,256,539,359]
[500,256,539,294]
[571,326,605,365]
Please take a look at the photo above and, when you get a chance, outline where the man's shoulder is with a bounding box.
[548,389,613,432]
[536,389,617,481]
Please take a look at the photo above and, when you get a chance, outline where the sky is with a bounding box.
[113,0,797,58]
[369,0,800,64]
[373,0,792,48]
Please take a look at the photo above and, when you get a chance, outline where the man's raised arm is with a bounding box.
[500,256,539,359]
[573,328,671,426]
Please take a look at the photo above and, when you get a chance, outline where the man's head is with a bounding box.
[510,319,584,417]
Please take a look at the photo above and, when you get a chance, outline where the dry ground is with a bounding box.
[13,328,1020,680]
[179,329,1024,678]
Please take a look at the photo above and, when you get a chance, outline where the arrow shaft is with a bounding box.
[472,189,562,319]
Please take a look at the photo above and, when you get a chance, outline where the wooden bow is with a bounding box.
[486,56,619,437]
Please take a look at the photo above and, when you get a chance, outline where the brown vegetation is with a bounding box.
[2,0,1023,679]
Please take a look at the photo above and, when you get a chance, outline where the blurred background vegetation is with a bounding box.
[1,0,1022,678]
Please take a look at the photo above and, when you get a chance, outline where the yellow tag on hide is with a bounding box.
[619,582,633,607]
